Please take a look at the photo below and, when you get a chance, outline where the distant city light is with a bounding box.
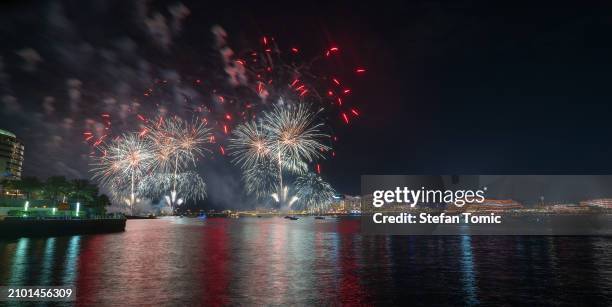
[52,207,57,215]
[76,202,80,217]
[24,201,29,212]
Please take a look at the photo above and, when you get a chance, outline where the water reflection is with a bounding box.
[9,238,29,286]
[40,237,55,285]
[0,218,609,306]
[460,235,478,305]
[201,218,230,305]
[63,236,81,285]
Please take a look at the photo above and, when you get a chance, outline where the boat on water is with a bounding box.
[0,216,126,238]
[314,216,325,220]
[284,215,299,220]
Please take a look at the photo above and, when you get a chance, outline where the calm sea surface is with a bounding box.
[0,217,611,306]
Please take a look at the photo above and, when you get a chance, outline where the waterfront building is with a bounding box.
[329,195,362,213]
[538,203,589,213]
[459,199,523,212]
[580,199,612,209]
[0,129,24,181]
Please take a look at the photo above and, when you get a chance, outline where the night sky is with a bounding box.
[2,1,612,208]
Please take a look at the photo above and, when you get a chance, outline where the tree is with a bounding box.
[0,177,42,199]
[19,177,43,200]
[3,175,111,216]
[69,179,97,204]
[1,179,19,197]
[92,194,111,215]
[42,176,71,205]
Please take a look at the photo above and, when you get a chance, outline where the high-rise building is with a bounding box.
[0,129,24,180]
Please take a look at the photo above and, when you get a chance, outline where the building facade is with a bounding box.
[0,129,24,180]
[329,195,362,213]
[580,199,612,209]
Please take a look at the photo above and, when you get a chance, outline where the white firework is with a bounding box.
[241,160,279,199]
[227,120,271,170]
[146,117,211,208]
[147,117,212,174]
[138,171,207,202]
[295,172,336,213]
[90,133,155,212]
[228,102,330,207]
[263,103,330,174]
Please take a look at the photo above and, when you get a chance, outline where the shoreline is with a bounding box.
[0,217,126,239]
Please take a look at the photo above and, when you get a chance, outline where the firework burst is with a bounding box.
[138,171,207,202]
[82,29,365,212]
[295,172,336,213]
[263,102,330,174]
[227,120,271,171]
[144,117,212,209]
[147,117,212,173]
[229,102,330,207]
[90,133,155,212]
[241,160,279,199]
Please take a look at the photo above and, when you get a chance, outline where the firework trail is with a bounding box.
[295,172,336,213]
[146,116,212,174]
[144,116,211,209]
[90,119,211,212]
[226,119,271,171]
[263,103,330,174]
[227,103,328,175]
[212,28,365,128]
[90,133,154,213]
[81,27,366,209]
[85,27,365,162]
[241,160,279,200]
[271,186,299,208]
[206,29,365,169]
[263,103,329,209]
[138,171,207,203]
[229,103,330,208]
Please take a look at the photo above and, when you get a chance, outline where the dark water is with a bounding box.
[1,217,611,306]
